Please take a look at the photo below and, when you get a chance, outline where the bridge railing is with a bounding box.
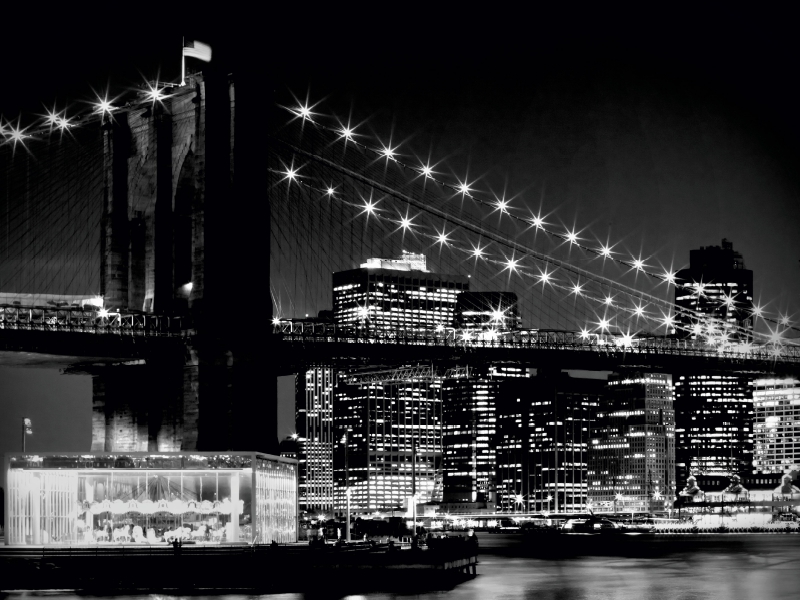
[0,305,186,336]
[271,322,800,362]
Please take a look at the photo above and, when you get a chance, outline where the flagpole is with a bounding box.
[180,36,185,86]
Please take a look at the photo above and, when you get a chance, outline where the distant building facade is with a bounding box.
[332,366,445,514]
[441,365,525,507]
[498,371,603,513]
[753,378,800,473]
[588,373,676,514]
[674,374,754,483]
[332,252,469,330]
[295,367,337,514]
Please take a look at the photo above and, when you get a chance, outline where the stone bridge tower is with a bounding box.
[91,71,278,454]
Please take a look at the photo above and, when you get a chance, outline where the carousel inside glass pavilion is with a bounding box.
[3,452,298,545]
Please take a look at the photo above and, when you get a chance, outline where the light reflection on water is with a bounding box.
[4,536,800,600]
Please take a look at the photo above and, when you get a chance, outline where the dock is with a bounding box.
[0,538,479,592]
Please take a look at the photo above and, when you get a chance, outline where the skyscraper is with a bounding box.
[753,377,800,473]
[674,374,753,483]
[674,238,754,339]
[440,365,524,507]
[332,366,447,514]
[588,372,675,514]
[673,239,755,483]
[295,367,336,513]
[496,371,603,513]
[332,251,469,331]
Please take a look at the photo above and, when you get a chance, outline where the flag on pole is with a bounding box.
[183,40,212,62]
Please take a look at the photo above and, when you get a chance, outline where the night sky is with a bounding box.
[1,10,798,455]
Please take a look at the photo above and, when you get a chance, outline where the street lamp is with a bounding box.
[22,418,32,452]
[411,439,418,539]
[341,432,351,542]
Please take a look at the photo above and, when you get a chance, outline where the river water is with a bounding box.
[2,534,799,600]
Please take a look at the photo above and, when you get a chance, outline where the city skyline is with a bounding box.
[2,16,799,459]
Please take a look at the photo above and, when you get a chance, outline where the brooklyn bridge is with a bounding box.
[1,72,798,456]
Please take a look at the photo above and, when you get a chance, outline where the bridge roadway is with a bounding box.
[1,303,799,375]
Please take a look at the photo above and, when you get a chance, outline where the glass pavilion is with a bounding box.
[3,452,297,546]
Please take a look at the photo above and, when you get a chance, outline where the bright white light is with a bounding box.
[504,257,519,273]
[381,145,396,159]
[399,214,415,230]
[620,332,634,347]
[752,305,764,318]
[538,269,552,284]
[779,315,791,326]
[98,308,110,318]
[272,317,281,325]
[420,163,433,178]
[283,167,298,181]
[7,123,27,147]
[435,324,445,333]
[326,186,335,196]
[604,296,614,306]
[457,181,472,196]
[435,229,450,245]
[692,323,703,336]
[146,85,166,102]
[514,494,525,505]
[357,306,370,318]
[565,229,579,244]
[495,197,510,213]
[296,104,313,120]
[664,270,676,284]
[339,126,355,140]
[57,116,71,130]
[362,199,377,215]
[600,245,613,258]
[598,318,610,330]
[491,309,506,322]
[579,328,590,339]
[45,109,59,125]
[769,328,784,345]
[632,257,646,271]
[722,294,735,308]
[94,97,114,115]
[615,493,624,501]
[663,314,675,328]
[460,330,472,341]
[471,244,485,259]
[572,283,582,296]
[530,214,545,229]
[634,304,645,318]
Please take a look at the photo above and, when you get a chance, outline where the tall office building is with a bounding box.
[440,365,525,507]
[753,378,800,473]
[674,238,754,339]
[588,372,676,514]
[674,375,753,483]
[332,366,445,514]
[674,239,755,483]
[295,367,336,513]
[332,251,469,330]
[498,371,603,513]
